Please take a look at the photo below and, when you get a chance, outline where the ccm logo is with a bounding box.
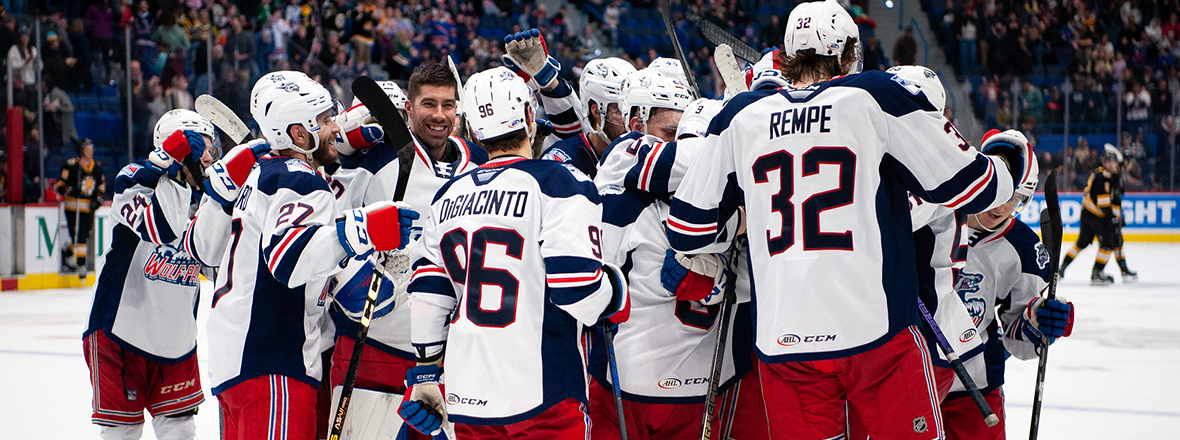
[778,334,837,346]
[446,393,488,406]
[960,328,978,343]
[159,379,196,394]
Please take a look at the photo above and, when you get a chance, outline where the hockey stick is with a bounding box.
[700,264,738,440]
[329,77,428,440]
[1029,169,1062,440]
[600,323,629,440]
[195,94,251,144]
[657,0,701,98]
[916,298,999,427]
[446,55,467,139]
[697,19,761,64]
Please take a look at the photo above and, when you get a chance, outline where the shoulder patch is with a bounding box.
[119,163,143,177]
[286,158,315,175]
[562,163,591,181]
[1034,241,1049,270]
[544,148,573,163]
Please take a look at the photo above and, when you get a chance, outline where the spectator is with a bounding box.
[7,27,37,87]
[1020,80,1044,122]
[165,73,194,110]
[152,10,189,59]
[42,78,76,152]
[1072,137,1097,189]
[1125,81,1151,123]
[84,0,115,62]
[893,26,917,66]
[760,15,785,51]
[956,9,978,75]
[862,36,886,71]
[41,31,76,92]
[996,97,1014,127]
[145,76,168,138]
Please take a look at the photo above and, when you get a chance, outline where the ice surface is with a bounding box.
[2,243,1177,438]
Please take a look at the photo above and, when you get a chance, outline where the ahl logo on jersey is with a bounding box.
[1035,242,1050,270]
[964,297,987,326]
[143,245,201,287]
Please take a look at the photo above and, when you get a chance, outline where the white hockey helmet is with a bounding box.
[783,0,862,74]
[153,109,215,149]
[579,57,637,132]
[250,71,336,154]
[676,98,725,139]
[646,57,688,83]
[620,70,694,124]
[981,129,1038,210]
[886,65,946,113]
[462,67,534,142]
[350,80,407,111]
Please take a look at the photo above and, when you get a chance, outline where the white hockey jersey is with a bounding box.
[205,155,347,394]
[950,218,1051,398]
[593,134,750,402]
[85,163,203,362]
[408,156,613,424]
[329,135,486,359]
[909,196,983,367]
[668,71,1014,362]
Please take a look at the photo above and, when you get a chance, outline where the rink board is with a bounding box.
[1019,192,1180,242]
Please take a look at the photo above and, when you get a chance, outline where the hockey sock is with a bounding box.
[1093,248,1111,272]
[1115,248,1131,272]
[99,424,145,440]
[152,413,197,440]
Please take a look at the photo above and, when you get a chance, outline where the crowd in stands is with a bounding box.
[928,0,1180,190]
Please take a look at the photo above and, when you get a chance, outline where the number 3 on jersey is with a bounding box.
[441,227,524,327]
[752,146,856,255]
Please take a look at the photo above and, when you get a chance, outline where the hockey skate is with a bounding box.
[1120,269,1138,283]
[1091,269,1115,286]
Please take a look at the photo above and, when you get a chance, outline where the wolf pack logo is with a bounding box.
[143,245,201,287]
[964,297,988,326]
[955,271,983,295]
[1035,242,1050,270]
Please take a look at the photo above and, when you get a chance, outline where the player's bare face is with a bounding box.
[408,85,457,151]
[311,110,341,165]
[603,103,627,140]
[973,197,1020,230]
[645,108,683,143]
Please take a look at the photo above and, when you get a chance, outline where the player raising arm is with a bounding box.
[665,1,1025,438]
[540,57,637,177]
[205,71,415,440]
[399,67,629,439]
[84,109,214,440]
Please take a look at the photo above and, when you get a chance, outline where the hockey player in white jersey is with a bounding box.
[204,71,416,440]
[322,66,488,440]
[594,69,694,193]
[937,129,1075,440]
[540,57,637,178]
[84,109,215,440]
[399,67,630,439]
[665,0,1029,438]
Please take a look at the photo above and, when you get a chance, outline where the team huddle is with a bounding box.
[82,1,1080,439]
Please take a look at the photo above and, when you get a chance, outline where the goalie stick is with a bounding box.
[1029,170,1062,440]
[195,94,252,144]
[697,19,761,64]
[446,55,468,139]
[916,298,1000,428]
[714,44,748,99]
[657,0,701,98]
[329,76,436,440]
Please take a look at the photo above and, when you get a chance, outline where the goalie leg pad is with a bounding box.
[329,386,410,440]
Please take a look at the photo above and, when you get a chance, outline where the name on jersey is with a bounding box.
[143,245,201,287]
[437,189,529,223]
[768,105,833,140]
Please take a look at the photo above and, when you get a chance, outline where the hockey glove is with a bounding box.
[334,104,384,156]
[89,195,103,211]
[331,259,398,321]
[149,130,208,177]
[203,139,270,208]
[399,365,448,436]
[337,201,419,260]
[1018,297,1075,344]
[661,250,727,302]
[502,28,561,91]
[599,262,631,326]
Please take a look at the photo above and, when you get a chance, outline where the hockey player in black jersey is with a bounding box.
[1060,144,1136,284]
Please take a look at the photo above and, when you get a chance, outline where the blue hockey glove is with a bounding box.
[502,28,561,90]
[331,259,397,321]
[399,365,448,436]
[1018,297,1075,344]
[660,250,727,303]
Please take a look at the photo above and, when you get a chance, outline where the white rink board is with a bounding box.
[1,243,1178,438]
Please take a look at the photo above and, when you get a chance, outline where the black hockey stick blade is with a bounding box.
[657,0,701,98]
[1029,169,1061,440]
[352,76,414,153]
[697,19,762,64]
[352,76,417,202]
